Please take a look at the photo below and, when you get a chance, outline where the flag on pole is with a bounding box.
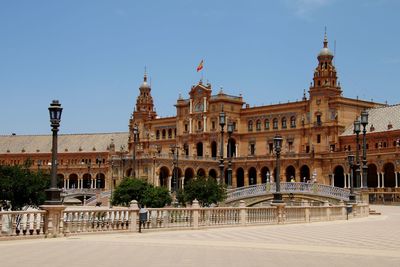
[196,60,204,72]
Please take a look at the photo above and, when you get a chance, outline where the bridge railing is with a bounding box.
[1,200,368,238]
[227,183,350,202]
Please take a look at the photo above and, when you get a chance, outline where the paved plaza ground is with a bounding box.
[1,205,400,267]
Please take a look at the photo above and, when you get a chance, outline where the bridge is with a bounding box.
[226,182,351,206]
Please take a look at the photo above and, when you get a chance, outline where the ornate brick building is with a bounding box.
[1,34,399,201]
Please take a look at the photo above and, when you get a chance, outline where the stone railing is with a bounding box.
[0,210,47,238]
[227,183,351,202]
[0,201,368,238]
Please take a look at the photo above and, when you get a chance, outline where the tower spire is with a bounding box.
[323,26,328,48]
[144,66,147,82]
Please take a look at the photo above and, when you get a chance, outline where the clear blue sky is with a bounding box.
[1,0,399,135]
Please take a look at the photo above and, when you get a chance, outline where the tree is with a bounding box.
[177,176,227,207]
[112,177,171,208]
[0,163,50,210]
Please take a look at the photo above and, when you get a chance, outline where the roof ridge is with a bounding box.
[0,132,129,137]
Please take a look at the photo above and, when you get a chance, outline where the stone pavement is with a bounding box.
[1,205,400,267]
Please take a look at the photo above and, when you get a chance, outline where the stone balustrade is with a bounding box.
[0,201,368,238]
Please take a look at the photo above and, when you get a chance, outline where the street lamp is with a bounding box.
[96,157,102,189]
[354,120,361,188]
[347,154,356,203]
[45,100,63,205]
[227,122,234,187]
[272,135,283,203]
[219,110,226,184]
[133,124,139,178]
[360,111,369,188]
[170,145,180,192]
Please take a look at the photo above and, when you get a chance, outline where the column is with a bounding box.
[256,170,262,185]
[382,172,385,188]
[203,115,207,132]
[244,170,249,186]
[344,174,347,188]
[203,96,207,112]
[235,144,239,157]
[360,173,363,188]
[395,172,398,188]
[377,172,381,188]
[189,118,192,134]
[331,173,335,187]
[168,176,172,192]
[181,177,184,190]
[64,179,67,189]
[232,171,237,188]
[189,99,193,114]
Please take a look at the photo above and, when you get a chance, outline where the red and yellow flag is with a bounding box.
[196,60,204,72]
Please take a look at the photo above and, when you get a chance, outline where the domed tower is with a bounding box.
[133,71,157,121]
[309,32,341,97]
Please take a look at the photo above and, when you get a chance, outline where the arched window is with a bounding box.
[273,118,278,129]
[256,120,261,131]
[248,120,253,131]
[162,129,166,139]
[282,117,287,129]
[168,129,172,139]
[290,116,296,128]
[156,130,160,140]
[198,121,202,130]
[264,119,270,130]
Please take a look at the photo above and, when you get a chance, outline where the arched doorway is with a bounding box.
[384,163,395,187]
[367,164,378,188]
[300,165,310,182]
[285,165,296,182]
[159,166,170,187]
[184,168,195,185]
[227,138,237,158]
[248,167,257,185]
[83,173,92,189]
[96,173,106,189]
[208,169,217,179]
[211,141,217,158]
[261,167,270,183]
[236,168,244,187]
[333,165,345,188]
[69,174,78,189]
[126,168,133,177]
[197,168,206,177]
[196,142,203,157]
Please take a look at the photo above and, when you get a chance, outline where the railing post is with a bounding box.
[192,199,200,229]
[129,200,139,232]
[239,200,246,226]
[271,202,286,224]
[40,205,66,238]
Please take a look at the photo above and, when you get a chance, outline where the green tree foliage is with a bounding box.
[177,176,227,207]
[112,177,171,208]
[0,163,50,210]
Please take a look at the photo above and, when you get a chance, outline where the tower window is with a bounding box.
[184,124,188,132]
[156,130,160,140]
[317,134,321,143]
[264,119,270,130]
[273,118,278,129]
[256,120,261,131]
[290,116,296,128]
[282,117,287,129]
[248,120,253,132]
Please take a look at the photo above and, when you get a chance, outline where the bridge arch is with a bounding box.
[285,165,295,182]
[159,166,170,187]
[367,163,378,187]
[300,165,310,182]
[333,165,345,188]
[236,168,244,187]
[248,167,257,185]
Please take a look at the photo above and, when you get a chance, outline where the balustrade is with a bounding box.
[0,210,46,237]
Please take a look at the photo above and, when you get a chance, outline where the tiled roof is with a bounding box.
[0,132,129,154]
[341,104,400,136]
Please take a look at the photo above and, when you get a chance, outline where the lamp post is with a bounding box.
[219,110,226,184]
[170,145,180,192]
[227,122,234,187]
[354,120,361,188]
[96,157,102,189]
[133,124,139,178]
[45,100,63,205]
[110,160,114,208]
[272,135,283,203]
[347,154,356,203]
[360,111,369,188]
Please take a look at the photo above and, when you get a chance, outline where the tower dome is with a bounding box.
[318,32,333,57]
[139,72,150,90]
